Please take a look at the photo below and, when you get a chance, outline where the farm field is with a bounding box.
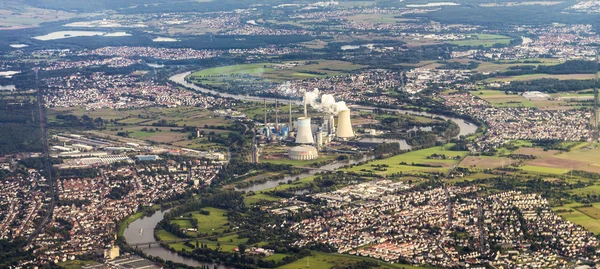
[475,60,560,73]
[188,60,364,83]
[485,73,596,82]
[460,156,517,169]
[346,146,469,175]
[554,203,600,234]
[277,252,425,269]
[449,34,511,47]
[473,90,535,108]
[0,7,96,29]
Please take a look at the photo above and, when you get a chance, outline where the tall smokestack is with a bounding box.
[336,109,354,139]
[275,99,279,133]
[303,89,307,117]
[288,99,293,138]
[264,98,267,126]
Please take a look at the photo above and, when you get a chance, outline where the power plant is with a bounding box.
[295,117,315,144]
[254,89,355,161]
[336,109,354,140]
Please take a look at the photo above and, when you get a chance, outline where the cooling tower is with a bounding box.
[295,117,314,144]
[336,109,354,139]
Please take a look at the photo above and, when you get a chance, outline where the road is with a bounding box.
[28,70,57,243]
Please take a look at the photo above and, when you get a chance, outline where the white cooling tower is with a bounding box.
[336,109,354,139]
[295,117,315,144]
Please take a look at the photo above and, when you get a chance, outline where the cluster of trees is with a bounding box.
[500,78,599,93]
[373,142,403,158]
[437,61,479,70]
[0,99,43,155]
[52,114,105,129]
[503,60,598,76]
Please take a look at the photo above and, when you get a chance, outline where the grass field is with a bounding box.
[519,165,569,175]
[554,202,600,234]
[58,260,98,269]
[449,34,511,47]
[485,73,597,82]
[461,156,517,169]
[188,60,364,84]
[473,90,535,107]
[245,193,281,205]
[346,146,468,175]
[191,207,229,234]
[277,252,425,269]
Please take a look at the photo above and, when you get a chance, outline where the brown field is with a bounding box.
[0,8,94,30]
[514,148,561,158]
[576,165,600,173]
[460,156,517,169]
[526,157,590,170]
[576,206,600,220]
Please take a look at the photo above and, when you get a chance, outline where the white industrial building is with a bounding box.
[289,145,319,160]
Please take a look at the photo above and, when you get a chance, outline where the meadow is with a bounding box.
[449,34,511,47]
[346,145,468,175]
[277,252,425,269]
[189,60,364,84]
[473,90,535,108]
[554,202,600,234]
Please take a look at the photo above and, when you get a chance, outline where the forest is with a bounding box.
[499,79,599,93]
[0,98,43,155]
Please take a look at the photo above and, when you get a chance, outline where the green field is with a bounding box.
[346,146,469,175]
[449,34,511,47]
[188,60,364,83]
[485,73,597,83]
[58,260,98,269]
[554,202,600,234]
[519,165,569,175]
[277,252,425,269]
[569,185,600,196]
[245,193,281,205]
[180,207,230,234]
[474,90,535,107]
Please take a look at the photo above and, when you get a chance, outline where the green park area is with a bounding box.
[170,207,230,234]
[156,207,264,253]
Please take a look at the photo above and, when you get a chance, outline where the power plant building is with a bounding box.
[336,109,354,139]
[289,145,319,160]
[295,117,315,144]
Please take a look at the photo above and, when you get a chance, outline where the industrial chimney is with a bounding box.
[295,117,314,144]
[336,109,354,139]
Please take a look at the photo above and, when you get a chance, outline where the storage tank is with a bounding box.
[295,117,314,144]
[336,109,354,139]
[289,145,319,160]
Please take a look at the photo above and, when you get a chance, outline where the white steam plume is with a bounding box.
[303,88,348,115]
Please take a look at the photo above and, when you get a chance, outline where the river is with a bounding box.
[123,210,233,269]
[125,71,478,266]
[168,72,477,138]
